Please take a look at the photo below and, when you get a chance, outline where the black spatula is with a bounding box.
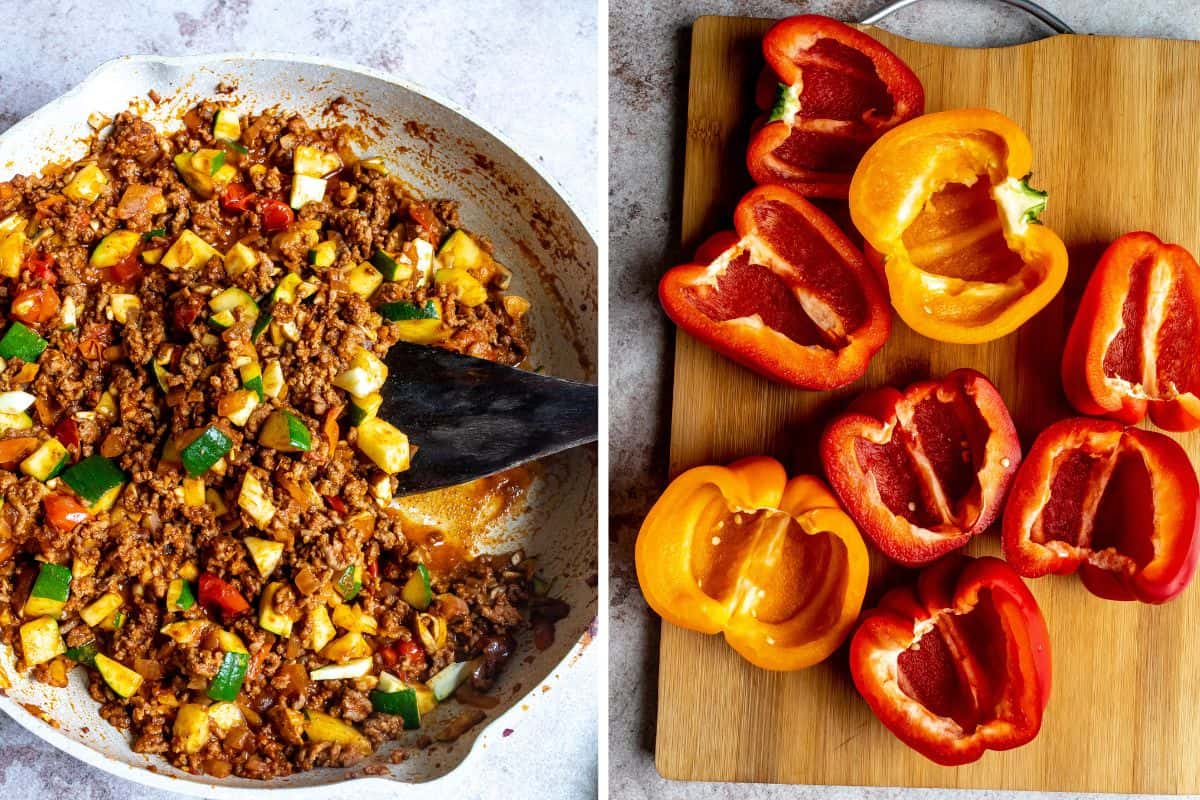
[378,342,598,496]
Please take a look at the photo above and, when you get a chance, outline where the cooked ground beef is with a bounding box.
[0,102,559,779]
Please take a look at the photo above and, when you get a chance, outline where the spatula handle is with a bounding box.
[861,0,1073,35]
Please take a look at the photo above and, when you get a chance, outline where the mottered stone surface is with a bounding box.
[608,1,1200,799]
[0,1,597,799]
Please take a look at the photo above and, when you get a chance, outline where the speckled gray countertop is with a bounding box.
[0,1,597,799]
[608,1,1200,799]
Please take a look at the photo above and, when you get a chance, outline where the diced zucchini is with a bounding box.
[434,267,488,306]
[0,230,25,279]
[180,425,232,477]
[58,296,78,330]
[174,153,213,197]
[0,411,33,432]
[331,603,378,635]
[269,319,300,345]
[173,703,211,753]
[208,287,260,326]
[244,536,284,578]
[309,656,372,681]
[217,629,249,654]
[0,391,34,414]
[89,484,123,514]
[141,248,163,264]
[108,294,141,324]
[62,455,126,506]
[358,156,389,174]
[179,561,199,581]
[19,616,66,667]
[346,261,383,299]
[191,148,226,177]
[412,238,435,287]
[437,229,486,271]
[0,213,26,237]
[166,578,196,611]
[389,299,448,344]
[207,701,245,735]
[20,438,69,482]
[370,249,410,282]
[207,650,249,701]
[251,313,272,342]
[320,630,371,663]
[212,109,242,142]
[95,653,143,697]
[95,390,117,418]
[289,175,327,210]
[347,392,382,427]
[219,389,259,427]
[205,489,228,516]
[65,640,98,666]
[334,564,363,602]
[182,477,205,508]
[332,349,387,399]
[89,230,140,268]
[368,686,422,728]
[428,659,481,702]
[293,145,342,178]
[379,299,439,322]
[258,581,293,637]
[401,564,432,611]
[63,164,109,203]
[239,362,263,399]
[259,410,311,453]
[224,242,258,278]
[238,472,275,527]
[23,562,72,619]
[81,592,123,627]
[303,710,371,753]
[307,240,336,269]
[161,230,219,270]
[262,360,284,399]
[356,417,412,474]
[304,605,337,653]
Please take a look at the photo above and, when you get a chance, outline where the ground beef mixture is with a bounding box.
[0,102,560,779]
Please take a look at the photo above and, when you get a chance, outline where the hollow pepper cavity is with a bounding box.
[1062,231,1200,432]
[820,368,1021,566]
[659,184,890,389]
[635,457,869,671]
[747,15,924,198]
[850,554,1051,766]
[849,109,1068,343]
[1002,417,1200,604]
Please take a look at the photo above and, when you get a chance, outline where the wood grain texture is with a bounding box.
[658,16,1200,793]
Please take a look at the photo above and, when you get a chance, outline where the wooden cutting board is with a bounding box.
[659,16,1200,793]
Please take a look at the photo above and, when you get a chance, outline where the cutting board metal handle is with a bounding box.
[862,0,1073,35]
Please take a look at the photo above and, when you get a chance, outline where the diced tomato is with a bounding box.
[24,251,57,283]
[408,201,440,236]
[220,182,257,213]
[379,638,426,669]
[171,295,205,331]
[44,493,89,533]
[109,253,143,284]
[77,322,112,361]
[324,494,347,514]
[198,572,251,616]
[10,285,61,325]
[50,418,80,460]
[367,560,378,578]
[259,199,295,232]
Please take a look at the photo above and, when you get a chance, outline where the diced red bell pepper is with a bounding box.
[407,200,441,238]
[43,493,89,533]
[324,494,347,514]
[220,182,257,213]
[1062,231,1200,431]
[259,198,295,232]
[659,184,890,389]
[379,638,425,670]
[1002,417,1200,604]
[198,572,251,616]
[850,554,1051,766]
[51,417,80,461]
[24,251,57,283]
[109,253,144,285]
[746,15,924,198]
[820,369,1021,566]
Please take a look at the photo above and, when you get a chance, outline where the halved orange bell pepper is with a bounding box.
[1062,232,1200,432]
[747,14,924,198]
[849,109,1068,344]
[659,184,891,389]
[635,457,868,671]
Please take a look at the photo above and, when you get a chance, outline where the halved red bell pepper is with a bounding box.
[1062,231,1200,432]
[1002,417,1200,604]
[746,15,924,198]
[659,184,890,389]
[850,554,1051,766]
[821,369,1021,566]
